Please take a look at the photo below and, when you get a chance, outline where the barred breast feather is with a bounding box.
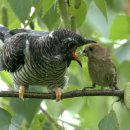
[0,27,96,93]
[0,30,67,91]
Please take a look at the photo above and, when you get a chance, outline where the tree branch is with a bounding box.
[0,89,124,100]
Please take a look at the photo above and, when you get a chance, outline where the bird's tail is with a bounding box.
[0,24,9,42]
[0,24,9,71]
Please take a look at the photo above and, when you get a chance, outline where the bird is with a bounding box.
[83,44,119,91]
[0,25,96,101]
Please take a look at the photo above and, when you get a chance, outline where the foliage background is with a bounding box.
[0,0,130,130]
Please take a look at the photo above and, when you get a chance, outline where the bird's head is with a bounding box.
[61,37,96,67]
[52,29,96,67]
[83,44,109,59]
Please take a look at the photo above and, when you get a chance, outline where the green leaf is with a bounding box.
[74,0,88,27]
[98,110,119,130]
[29,113,45,130]
[0,71,14,87]
[10,98,42,128]
[0,1,21,28]
[109,15,130,40]
[62,98,85,114]
[0,108,12,130]
[42,0,55,18]
[24,0,43,28]
[1,6,8,26]
[94,0,107,20]
[45,100,62,117]
[118,61,130,88]
[41,5,60,30]
[7,0,39,23]
[124,82,130,109]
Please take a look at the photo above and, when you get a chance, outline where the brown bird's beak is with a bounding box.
[71,48,82,67]
[83,49,88,56]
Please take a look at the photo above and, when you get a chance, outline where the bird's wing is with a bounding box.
[1,33,27,72]
[9,28,47,37]
[0,29,50,72]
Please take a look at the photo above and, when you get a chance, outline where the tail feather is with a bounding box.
[0,24,9,42]
[0,57,2,70]
[0,25,9,71]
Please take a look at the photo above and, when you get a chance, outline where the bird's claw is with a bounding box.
[82,83,96,91]
[19,86,26,101]
[82,87,88,91]
[54,88,62,102]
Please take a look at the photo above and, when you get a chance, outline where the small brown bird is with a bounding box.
[83,44,119,90]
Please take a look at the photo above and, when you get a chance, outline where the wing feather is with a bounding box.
[1,33,27,72]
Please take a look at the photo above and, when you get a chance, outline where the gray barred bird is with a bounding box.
[83,44,119,91]
[0,25,96,101]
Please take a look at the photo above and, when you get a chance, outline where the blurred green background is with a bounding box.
[0,0,130,130]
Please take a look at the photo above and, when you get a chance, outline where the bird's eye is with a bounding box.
[89,47,93,51]
[62,38,77,49]
[68,42,76,49]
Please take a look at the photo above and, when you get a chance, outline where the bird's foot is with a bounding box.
[111,86,116,96]
[114,85,119,90]
[82,83,96,90]
[54,88,62,102]
[19,86,26,101]
[115,96,123,102]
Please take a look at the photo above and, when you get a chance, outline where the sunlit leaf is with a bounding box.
[0,71,14,87]
[109,15,130,40]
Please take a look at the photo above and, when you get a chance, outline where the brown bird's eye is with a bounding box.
[89,47,93,51]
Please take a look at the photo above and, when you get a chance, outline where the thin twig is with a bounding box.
[0,89,124,100]
[24,0,43,28]
[40,106,64,130]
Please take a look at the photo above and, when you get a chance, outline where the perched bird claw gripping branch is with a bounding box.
[0,25,96,101]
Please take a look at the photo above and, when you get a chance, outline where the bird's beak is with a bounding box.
[72,39,96,67]
[77,39,96,47]
[71,48,82,67]
[83,49,88,56]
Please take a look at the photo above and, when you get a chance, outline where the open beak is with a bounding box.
[71,48,82,67]
[71,39,96,67]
